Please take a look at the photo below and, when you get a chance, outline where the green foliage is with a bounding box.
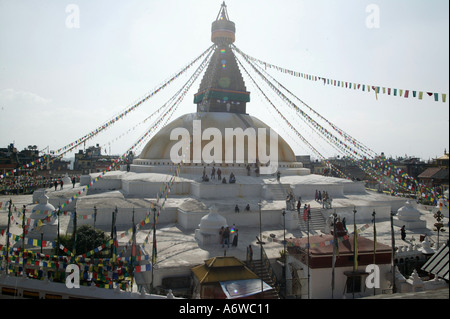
[54,224,111,258]
[278,249,287,263]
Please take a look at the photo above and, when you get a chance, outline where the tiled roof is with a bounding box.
[421,241,449,280]
[418,167,449,179]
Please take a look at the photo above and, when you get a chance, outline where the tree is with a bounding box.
[55,225,111,258]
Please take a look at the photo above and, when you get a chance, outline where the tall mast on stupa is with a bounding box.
[194,2,250,114]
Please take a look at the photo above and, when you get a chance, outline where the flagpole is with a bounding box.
[307,206,310,300]
[372,210,376,296]
[5,199,12,274]
[111,207,118,288]
[390,210,396,294]
[352,206,357,299]
[131,208,136,292]
[110,207,117,259]
[72,210,77,256]
[150,202,160,294]
[93,206,97,253]
[21,205,27,277]
[331,211,337,299]
[57,203,61,255]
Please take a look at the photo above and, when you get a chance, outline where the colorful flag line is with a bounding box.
[233,46,448,103]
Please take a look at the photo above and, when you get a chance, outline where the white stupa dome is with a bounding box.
[420,237,435,255]
[31,195,56,220]
[397,201,421,221]
[198,205,228,235]
[136,112,297,164]
[62,173,72,185]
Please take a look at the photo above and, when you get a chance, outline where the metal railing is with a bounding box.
[260,245,281,292]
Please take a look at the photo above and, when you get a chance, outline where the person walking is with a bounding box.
[219,226,225,245]
[303,204,308,221]
[222,227,230,248]
[232,229,239,247]
[401,225,406,241]
[217,168,222,180]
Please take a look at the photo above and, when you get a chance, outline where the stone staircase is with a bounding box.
[298,207,327,234]
[247,259,280,299]
[264,184,292,200]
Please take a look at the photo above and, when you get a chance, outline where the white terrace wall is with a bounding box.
[190,182,262,199]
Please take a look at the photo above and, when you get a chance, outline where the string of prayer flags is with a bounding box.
[233,45,448,103]
[0,45,214,181]
[134,263,152,273]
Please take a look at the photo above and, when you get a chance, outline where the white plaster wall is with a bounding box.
[191,182,262,199]
[310,264,391,299]
[88,178,122,191]
[220,210,281,228]
[322,205,393,222]
[291,184,345,199]
[178,209,208,230]
[287,256,392,299]
[342,181,367,194]
[122,180,163,197]
[136,265,192,291]
[178,209,282,230]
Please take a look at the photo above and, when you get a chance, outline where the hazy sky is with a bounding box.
[0,0,448,161]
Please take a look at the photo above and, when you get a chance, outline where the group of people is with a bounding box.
[234,203,251,213]
[315,189,332,209]
[202,166,236,184]
[301,203,311,221]
[285,191,298,211]
[52,176,77,191]
[219,224,239,248]
[246,163,260,177]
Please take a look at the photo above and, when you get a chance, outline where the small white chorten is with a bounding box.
[62,173,72,186]
[419,236,435,255]
[394,200,426,229]
[31,195,56,220]
[195,205,228,245]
